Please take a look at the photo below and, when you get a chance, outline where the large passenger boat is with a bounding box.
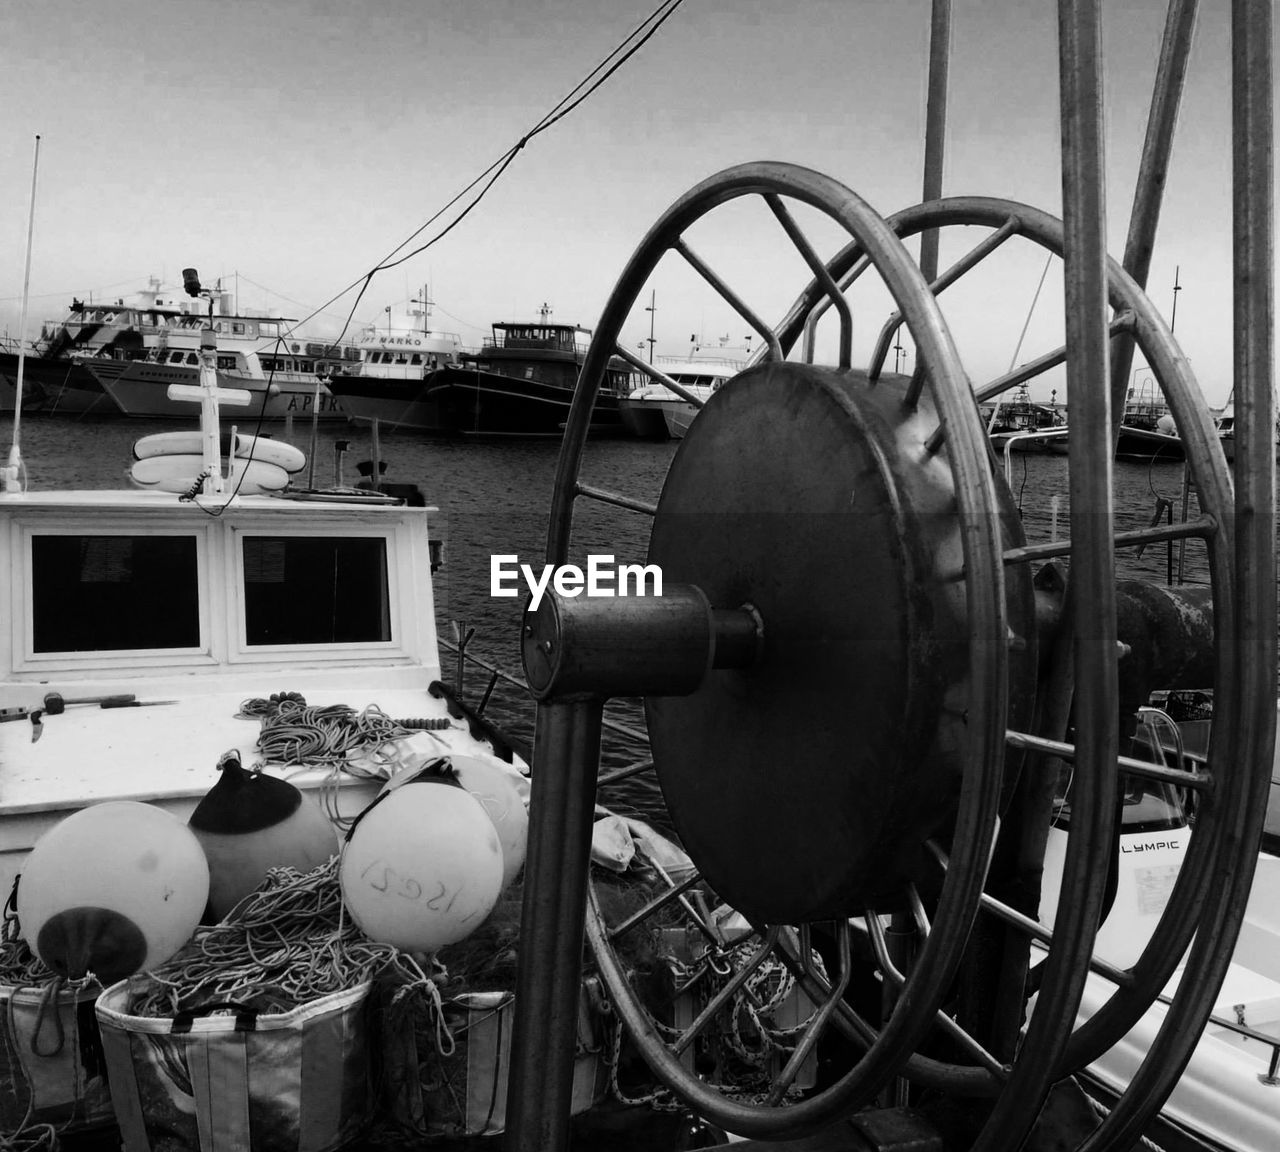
[0,277,356,420]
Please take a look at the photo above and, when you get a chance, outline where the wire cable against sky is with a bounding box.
[274,0,689,350]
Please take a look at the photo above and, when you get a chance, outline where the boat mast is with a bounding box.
[644,289,656,362]
[4,134,41,495]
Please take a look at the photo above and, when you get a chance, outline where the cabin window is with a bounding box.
[241,536,391,646]
[300,360,314,373]
[217,355,236,370]
[232,323,245,335]
[186,353,199,366]
[410,354,422,365]
[169,351,184,364]
[30,534,200,652]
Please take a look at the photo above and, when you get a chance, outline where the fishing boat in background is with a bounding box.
[325,289,464,432]
[1112,374,1185,460]
[0,331,120,416]
[426,307,634,437]
[1215,398,1280,462]
[619,340,749,440]
[983,383,1066,452]
[0,277,357,421]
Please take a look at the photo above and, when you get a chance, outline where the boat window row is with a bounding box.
[489,325,590,355]
[29,533,391,653]
[260,357,320,374]
[368,351,426,366]
[64,310,290,342]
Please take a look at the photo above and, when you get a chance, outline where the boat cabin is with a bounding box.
[0,485,502,898]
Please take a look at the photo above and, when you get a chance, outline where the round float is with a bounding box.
[132,430,307,472]
[18,801,209,985]
[129,453,292,495]
[189,754,339,921]
[340,777,503,953]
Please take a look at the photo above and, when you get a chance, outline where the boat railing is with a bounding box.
[1167,996,1280,1085]
[1000,426,1070,482]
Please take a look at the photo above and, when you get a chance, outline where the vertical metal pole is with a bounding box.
[919,0,951,282]
[972,3,1118,1146]
[1227,0,1276,840]
[505,700,604,1152]
[1075,13,1275,1143]
[1108,0,1199,426]
[5,134,41,493]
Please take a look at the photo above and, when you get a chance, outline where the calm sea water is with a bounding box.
[1,413,1206,822]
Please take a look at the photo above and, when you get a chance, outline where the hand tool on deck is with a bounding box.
[42,692,137,714]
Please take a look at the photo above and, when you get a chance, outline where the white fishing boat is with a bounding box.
[0,276,525,901]
[325,289,464,432]
[1033,709,1280,1152]
[620,342,748,440]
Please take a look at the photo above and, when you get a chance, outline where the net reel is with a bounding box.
[504,161,1272,1152]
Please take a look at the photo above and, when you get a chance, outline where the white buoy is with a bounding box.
[18,801,209,984]
[340,779,503,953]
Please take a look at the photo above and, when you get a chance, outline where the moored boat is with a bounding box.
[427,309,633,437]
[325,289,464,431]
[0,277,525,903]
[620,343,748,440]
[1,277,357,421]
[983,384,1066,451]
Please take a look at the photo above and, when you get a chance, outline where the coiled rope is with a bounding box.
[238,694,454,828]
[241,696,413,772]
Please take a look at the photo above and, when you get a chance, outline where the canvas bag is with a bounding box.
[386,983,607,1137]
[1,976,114,1135]
[95,979,372,1152]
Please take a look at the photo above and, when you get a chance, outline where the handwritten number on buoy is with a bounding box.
[360,859,424,901]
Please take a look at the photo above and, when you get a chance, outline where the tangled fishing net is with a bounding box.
[126,856,441,1021]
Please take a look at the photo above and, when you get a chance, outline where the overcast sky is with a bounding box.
[0,0,1261,406]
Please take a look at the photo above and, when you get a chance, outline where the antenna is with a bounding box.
[3,134,41,495]
[165,265,253,501]
[644,290,656,362]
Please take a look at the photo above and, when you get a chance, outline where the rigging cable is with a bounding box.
[250,0,690,352]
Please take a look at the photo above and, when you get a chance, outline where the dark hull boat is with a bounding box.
[332,313,632,437]
[426,363,626,437]
[0,351,118,415]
